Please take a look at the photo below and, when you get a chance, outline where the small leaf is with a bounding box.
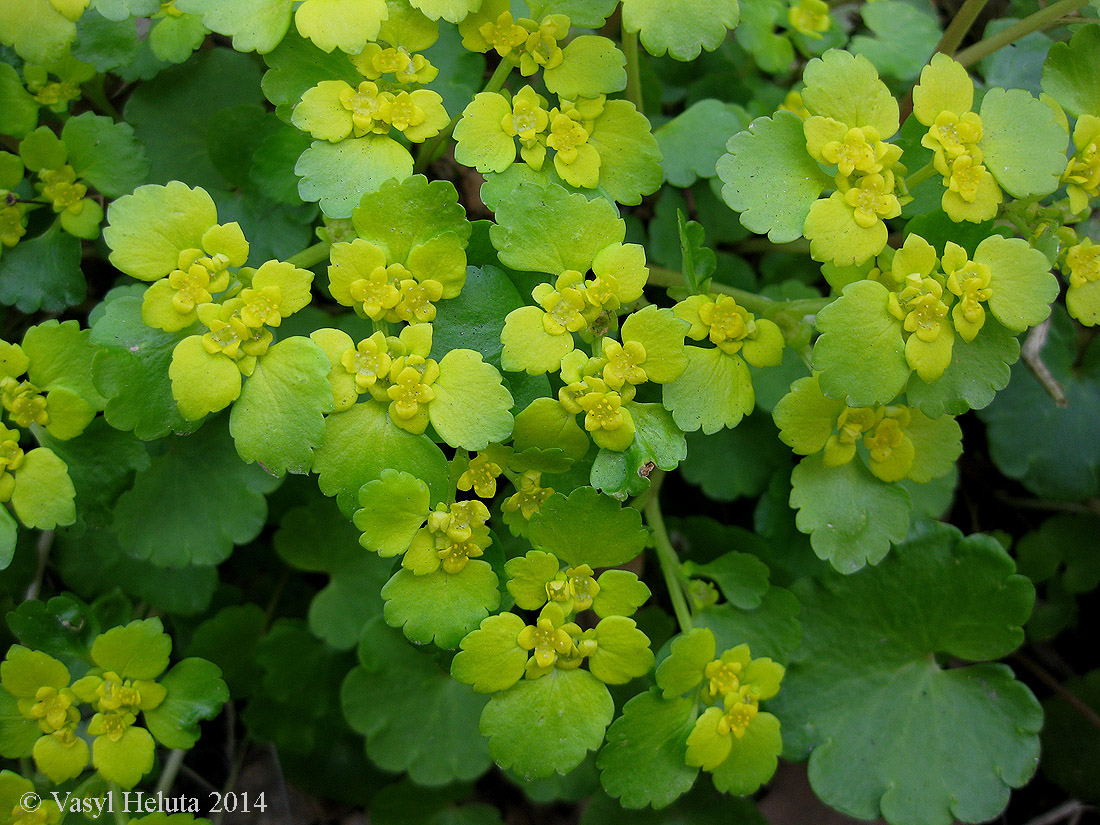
[381,561,501,649]
[0,223,85,314]
[621,0,739,61]
[528,487,647,568]
[1041,23,1100,118]
[979,87,1067,198]
[144,658,228,749]
[296,136,413,219]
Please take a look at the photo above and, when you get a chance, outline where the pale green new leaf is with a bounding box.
[451,612,528,694]
[801,49,899,136]
[230,336,335,475]
[381,561,501,649]
[296,137,413,219]
[586,100,664,206]
[10,448,76,529]
[430,349,514,451]
[621,0,739,61]
[717,112,830,243]
[789,453,912,573]
[175,0,293,53]
[544,36,626,99]
[663,346,754,434]
[481,668,614,779]
[353,470,430,557]
[979,88,1067,198]
[587,617,654,684]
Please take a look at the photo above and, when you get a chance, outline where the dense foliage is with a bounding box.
[2,0,1100,822]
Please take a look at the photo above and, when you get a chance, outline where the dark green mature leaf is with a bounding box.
[144,658,228,748]
[1040,669,1100,803]
[261,30,361,120]
[0,222,85,313]
[430,266,523,368]
[62,113,149,197]
[694,586,802,664]
[681,413,790,501]
[124,48,264,190]
[1041,23,1100,117]
[684,550,769,610]
[341,617,492,785]
[590,403,686,501]
[979,310,1100,500]
[112,421,280,567]
[849,1,939,81]
[72,9,139,71]
[186,604,266,698]
[597,690,699,808]
[656,100,746,188]
[6,594,100,671]
[772,522,1041,825]
[90,293,202,441]
[528,487,647,568]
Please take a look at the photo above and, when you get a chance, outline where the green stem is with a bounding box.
[23,530,54,602]
[647,265,777,312]
[622,28,643,114]
[644,473,694,632]
[82,76,121,121]
[954,0,1090,66]
[155,749,186,796]
[109,783,129,825]
[934,0,991,56]
[413,59,514,173]
[284,241,331,269]
[905,160,937,190]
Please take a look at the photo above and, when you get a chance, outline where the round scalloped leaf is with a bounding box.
[848,1,940,82]
[112,423,280,567]
[975,235,1058,333]
[597,689,699,809]
[175,0,293,53]
[61,113,150,198]
[104,182,217,281]
[296,136,413,219]
[695,585,803,666]
[342,617,491,785]
[229,336,335,476]
[481,668,614,779]
[771,522,1040,825]
[586,101,663,206]
[91,617,172,679]
[430,349,514,450]
[10,448,76,530]
[351,175,470,268]
[90,293,202,440]
[0,222,85,314]
[1041,24,1100,118]
[657,99,746,188]
[591,401,687,500]
[0,64,39,139]
[451,612,528,694]
[544,36,626,99]
[979,88,1067,199]
[528,486,647,568]
[801,49,899,136]
[789,453,912,573]
[312,402,450,516]
[905,411,962,484]
[621,0,739,61]
[813,279,909,407]
[663,347,754,434]
[683,550,770,610]
[260,30,362,118]
[717,112,830,243]
[294,0,387,53]
[489,180,625,274]
[144,658,229,749]
[381,561,501,649]
[0,0,80,64]
[904,316,1020,417]
[773,375,844,455]
[978,310,1100,500]
[525,0,617,27]
[354,471,430,557]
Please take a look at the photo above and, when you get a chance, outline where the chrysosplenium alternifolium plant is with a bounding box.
[1,0,1099,822]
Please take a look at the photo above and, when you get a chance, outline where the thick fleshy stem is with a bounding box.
[285,241,332,270]
[954,0,1090,66]
[934,0,991,57]
[414,59,514,172]
[644,471,694,632]
[905,161,937,191]
[622,28,644,114]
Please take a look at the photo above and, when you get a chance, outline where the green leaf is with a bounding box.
[979,87,1067,198]
[149,11,208,63]
[544,36,626,100]
[525,0,617,27]
[175,0,292,53]
[112,421,280,567]
[695,586,803,665]
[591,402,686,500]
[451,612,528,692]
[341,617,492,785]
[229,336,334,476]
[144,658,228,749]
[260,30,361,119]
[904,317,1020,417]
[528,487,647,568]
[0,0,79,64]
[683,413,790,502]
[296,137,414,219]
[10,448,75,529]
[587,100,663,207]
[0,64,39,139]
[61,113,150,198]
[663,346,754,434]
[1040,668,1100,803]
[353,471,430,557]
[789,453,912,573]
[5,594,100,669]
[481,668,614,779]
[802,49,899,136]
[91,617,171,679]
[657,100,746,189]
[490,180,625,274]
[381,561,501,648]
[250,126,314,204]
[313,402,451,516]
[717,112,831,243]
[430,349,514,451]
[90,293,201,440]
[22,319,106,411]
[978,309,1100,500]
[73,10,140,71]
[431,265,523,367]
[124,49,264,191]
[186,604,266,698]
[771,522,1041,825]
[0,508,16,572]
[0,222,85,313]
[684,550,770,610]
[621,0,739,61]
[1041,24,1100,118]
[813,280,910,406]
[849,2,939,81]
[351,175,469,267]
[597,690,698,809]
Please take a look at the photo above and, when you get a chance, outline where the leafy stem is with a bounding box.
[284,241,331,269]
[934,0,991,57]
[905,160,937,190]
[644,471,694,632]
[646,265,831,318]
[954,0,1090,66]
